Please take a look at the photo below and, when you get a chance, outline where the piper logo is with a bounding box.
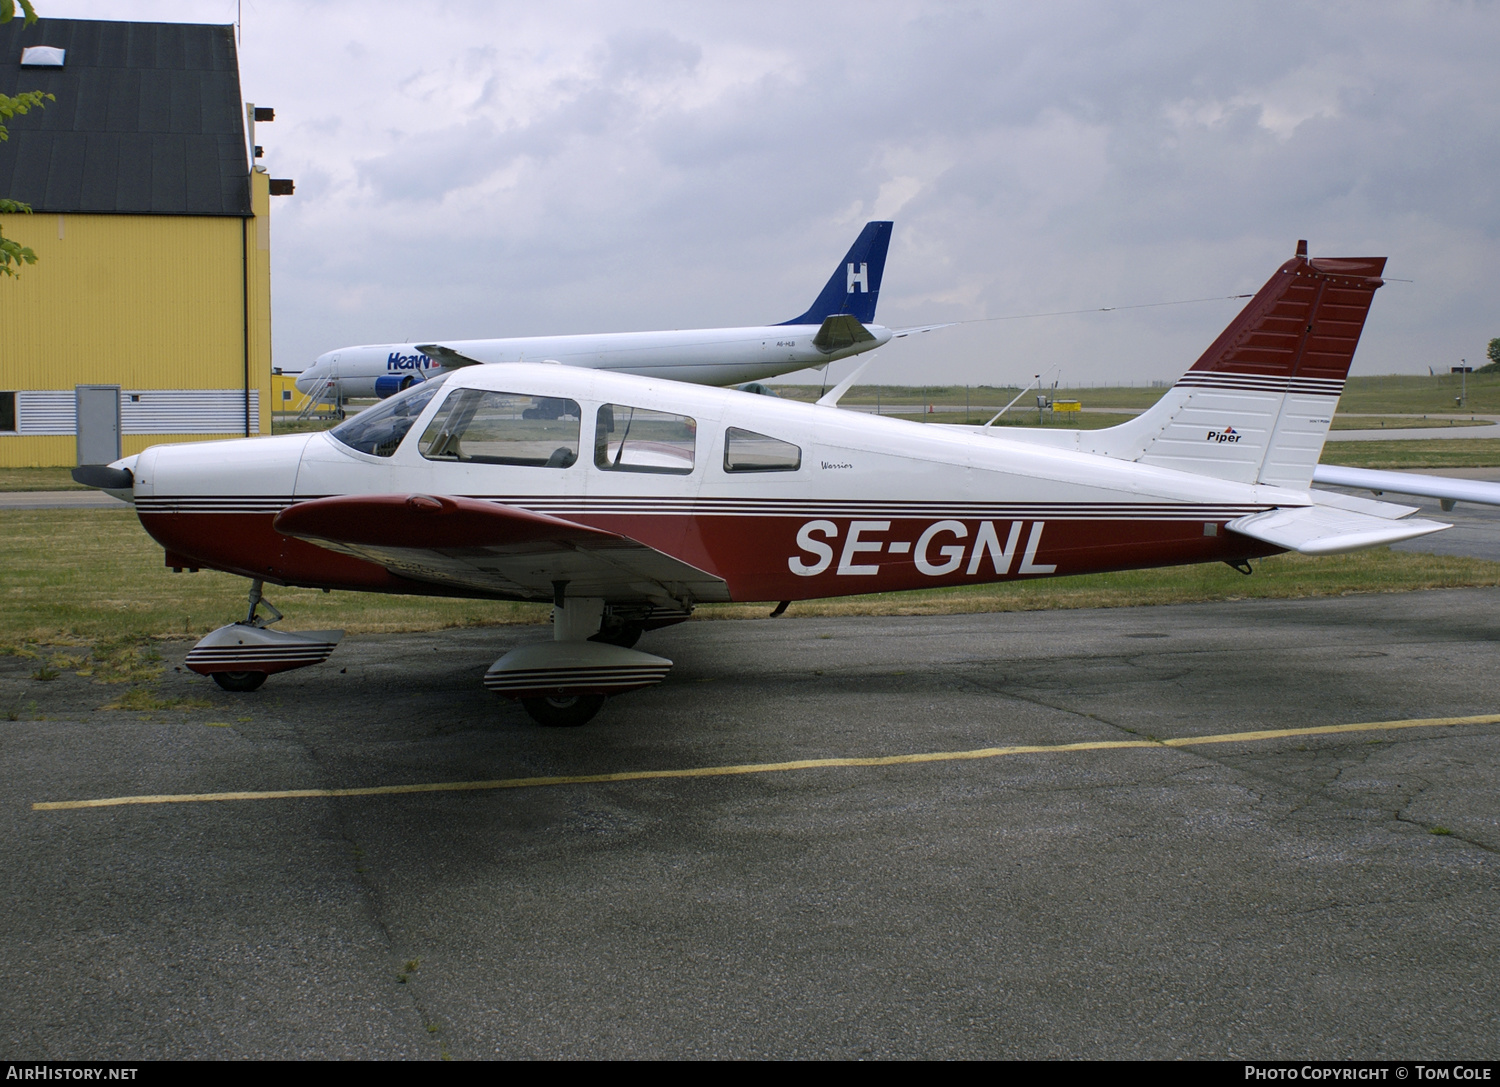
[847,262,869,293]
[1206,427,1241,444]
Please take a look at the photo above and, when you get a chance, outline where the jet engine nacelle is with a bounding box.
[374,374,419,399]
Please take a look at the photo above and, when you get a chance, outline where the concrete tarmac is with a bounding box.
[4,591,1500,1059]
[1315,467,1500,563]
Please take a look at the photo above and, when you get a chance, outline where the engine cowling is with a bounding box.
[374,374,417,399]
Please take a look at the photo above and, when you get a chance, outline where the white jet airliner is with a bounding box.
[295,222,906,401]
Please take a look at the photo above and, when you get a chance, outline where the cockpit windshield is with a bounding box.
[328,376,449,457]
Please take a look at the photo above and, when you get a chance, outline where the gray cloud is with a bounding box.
[50,0,1496,380]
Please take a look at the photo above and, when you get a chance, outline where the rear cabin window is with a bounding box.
[420,390,581,468]
[723,427,801,472]
[594,404,696,474]
[329,376,448,457]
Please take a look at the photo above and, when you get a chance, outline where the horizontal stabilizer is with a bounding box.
[890,322,957,339]
[812,314,877,352]
[415,343,485,368]
[1227,505,1448,556]
[1313,465,1500,509]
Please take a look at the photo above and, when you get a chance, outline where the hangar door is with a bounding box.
[76,385,121,466]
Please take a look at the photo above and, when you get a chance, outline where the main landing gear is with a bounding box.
[484,595,676,727]
[184,580,679,728]
[183,580,343,693]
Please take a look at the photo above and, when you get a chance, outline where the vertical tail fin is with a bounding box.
[780,221,893,326]
[1082,245,1386,488]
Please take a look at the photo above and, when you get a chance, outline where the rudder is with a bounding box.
[1081,243,1386,488]
[780,221,893,326]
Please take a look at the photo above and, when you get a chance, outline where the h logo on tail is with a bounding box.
[779,221,890,326]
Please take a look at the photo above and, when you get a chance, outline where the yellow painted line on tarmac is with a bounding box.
[32,712,1500,812]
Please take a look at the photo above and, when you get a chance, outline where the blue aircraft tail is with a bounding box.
[779,221,893,326]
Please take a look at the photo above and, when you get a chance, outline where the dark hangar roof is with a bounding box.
[0,18,250,216]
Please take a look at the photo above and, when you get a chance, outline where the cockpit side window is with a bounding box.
[329,376,448,457]
[594,404,696,474]
[419,390,581,468]
[723,427,801,472]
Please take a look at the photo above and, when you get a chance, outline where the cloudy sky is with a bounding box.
[35,0,1500,386]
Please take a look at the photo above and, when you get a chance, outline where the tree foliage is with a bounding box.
[1480,338,1500,374]
[0,0,48,278]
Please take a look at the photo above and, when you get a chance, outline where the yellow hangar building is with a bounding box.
[0,16,290,468]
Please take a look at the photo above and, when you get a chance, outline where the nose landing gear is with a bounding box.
[184,580,344,692]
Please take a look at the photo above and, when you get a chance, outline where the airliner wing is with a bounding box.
[414,343,486,368]
[273,494,729,607]
[1313,465,1500,509]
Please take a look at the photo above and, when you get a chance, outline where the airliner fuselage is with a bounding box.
[295,323,896,399]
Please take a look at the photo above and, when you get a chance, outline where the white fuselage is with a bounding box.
[131,364,1306,606]
[293,324,894,399]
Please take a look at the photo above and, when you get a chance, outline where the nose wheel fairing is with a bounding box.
[185,579,343,685]
[184,623,343,678]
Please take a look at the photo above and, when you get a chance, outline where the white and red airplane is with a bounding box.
[74,243,1447,726]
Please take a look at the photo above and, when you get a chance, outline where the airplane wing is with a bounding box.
[890,322,958,338]
[1312,465,1500,510]
[273,494,730,607]
[1227,502,1449,556]
[414,343,487,368]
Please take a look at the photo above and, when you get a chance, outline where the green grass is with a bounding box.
[0,467,88,492]
[1321,440,1500,469]
[1329,416,1491,431]
[268,416,341,435]
[701,548,1500,620]
[1337,373,1500,415]
[767,383,1169,409]
[883,411,1140,429]
[0,508,546,645]
[4,508,1500,651]
[769,375,1500,418]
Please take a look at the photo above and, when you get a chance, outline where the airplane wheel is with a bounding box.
[521,693,605,727]
[212,671,267,692]
[589,621,643,650]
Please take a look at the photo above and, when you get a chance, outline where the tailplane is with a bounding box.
[780,221,893,326]
[1061,243,1386,488]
